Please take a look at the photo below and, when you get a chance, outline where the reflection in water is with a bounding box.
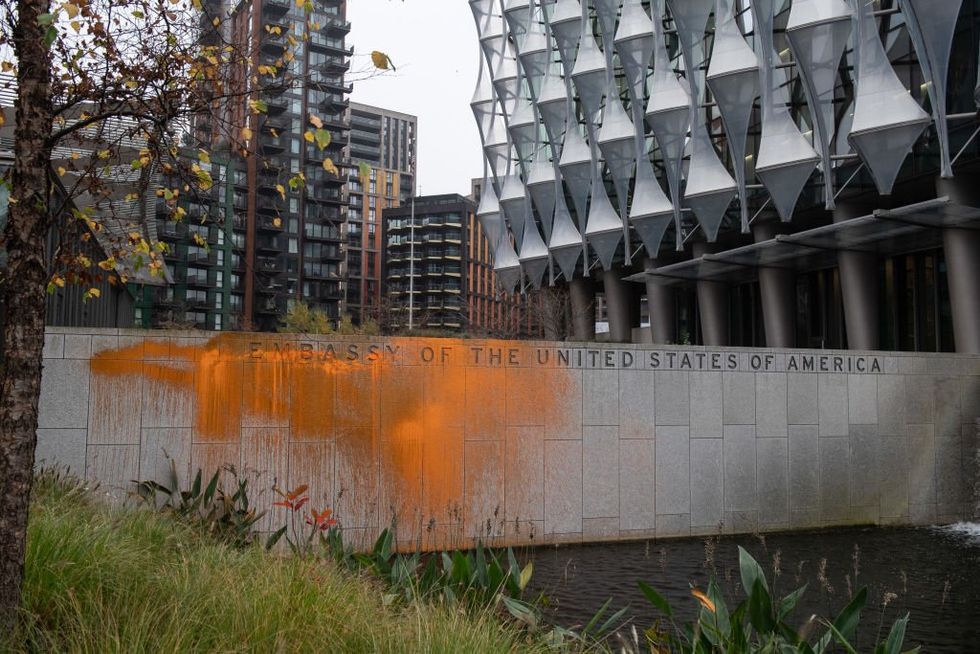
[525,525,980,652]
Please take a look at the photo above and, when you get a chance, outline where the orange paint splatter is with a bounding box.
[90,333,572,549]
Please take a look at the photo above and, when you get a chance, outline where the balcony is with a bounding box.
[255,196,283,215]
[185,273,211,288]
[257,215,284,232]
[262,0,290,16]
[260,134,288,154]
[319,13,351,34]
[256,257,282,275]
[256,297,286,315]
[256,235,283,254]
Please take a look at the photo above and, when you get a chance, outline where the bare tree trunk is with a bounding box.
[0,0,53,630]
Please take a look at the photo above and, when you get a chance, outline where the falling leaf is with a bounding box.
[322,158,338,175]
[358,161,371,180]
[276,184,286,200]
[309,114,323,129]
[273,216,282,228]
[241,127,252,141]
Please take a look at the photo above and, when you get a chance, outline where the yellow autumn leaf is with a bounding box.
[309,114,323,129]
[371,51,395,71]
[303,130,314,143]
[273,216,282,228]
[63,2,79,18]
[241,127,253,141]
[57,166,66,176]
[198,149,210,164]
[97,257,116,271]
[322,158,338,175]
[276,183,286,200]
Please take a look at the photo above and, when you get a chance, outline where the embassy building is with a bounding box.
[471,0,980,353]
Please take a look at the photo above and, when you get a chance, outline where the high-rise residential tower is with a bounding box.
[146,0,352,332]
[345,102,417,322]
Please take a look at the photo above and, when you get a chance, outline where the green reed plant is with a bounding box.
[635,546,917,654]
[133,460,267,549]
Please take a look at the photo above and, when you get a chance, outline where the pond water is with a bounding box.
[525,524,980,652]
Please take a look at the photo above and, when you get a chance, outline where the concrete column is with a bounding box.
[569,276,596,342]
[644,257,676,344]
[943,227,980,353]
[937,176,980,353]
[602,268,632,343]
[693,243,729,346]
[753,223,796,348]
[834,204,879,351]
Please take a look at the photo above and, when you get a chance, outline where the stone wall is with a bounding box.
[36,327,980,549]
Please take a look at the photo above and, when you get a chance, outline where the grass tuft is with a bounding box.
[7,471,552,653]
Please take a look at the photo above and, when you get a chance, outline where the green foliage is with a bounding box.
[278,300,335,335]
[133,460,265,549]
[10,470,558,653]
[636,545,919,654]
[279,301,382,336]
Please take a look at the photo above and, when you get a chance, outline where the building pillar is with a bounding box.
[644,257,676,344]
[943,227,980,353]
[602,268,632,343]
[937,176,980,353]
[693,243,729,346]
[753,223,796,348]
[834,203,879,351]
[569,276,596,342]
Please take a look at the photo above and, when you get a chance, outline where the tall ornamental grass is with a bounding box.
[7,471,550,654]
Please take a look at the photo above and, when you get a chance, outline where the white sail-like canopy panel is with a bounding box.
[492,235,523,293]
[647,0,690,250]
[517,8,551,92]
[753,0,819,222]
[471,49,496,144]
[685,120,737,242]
[526,153,557,240]
[706,0,759,233]
[614,0,654,101]
[598,85,636,220]
[584,174,624,271]
[518,214,550,289]
[536,66,569,151]
[491,50,521,115]
[548,187,588,280]
[673,0,735,243]
[559,124,593,230]
[499,173,529,249]
[630,157,674,257]
[548,190,583,281]
[476,176,505,250]
[899,0,962,179]
[482,110,512,180]
[785,0,852,209]
[847,0,930,196]
[593,0,622,47]
[507,98,539,160]
[571,30,607,122]
[503,0,531,39]
[549,0,582,67]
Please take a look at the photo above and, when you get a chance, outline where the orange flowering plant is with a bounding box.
[268,484,340,555]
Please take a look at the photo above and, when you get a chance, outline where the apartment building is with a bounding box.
[345,102,416,322]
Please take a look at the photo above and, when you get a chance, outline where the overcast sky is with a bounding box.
[346,1,484,197]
